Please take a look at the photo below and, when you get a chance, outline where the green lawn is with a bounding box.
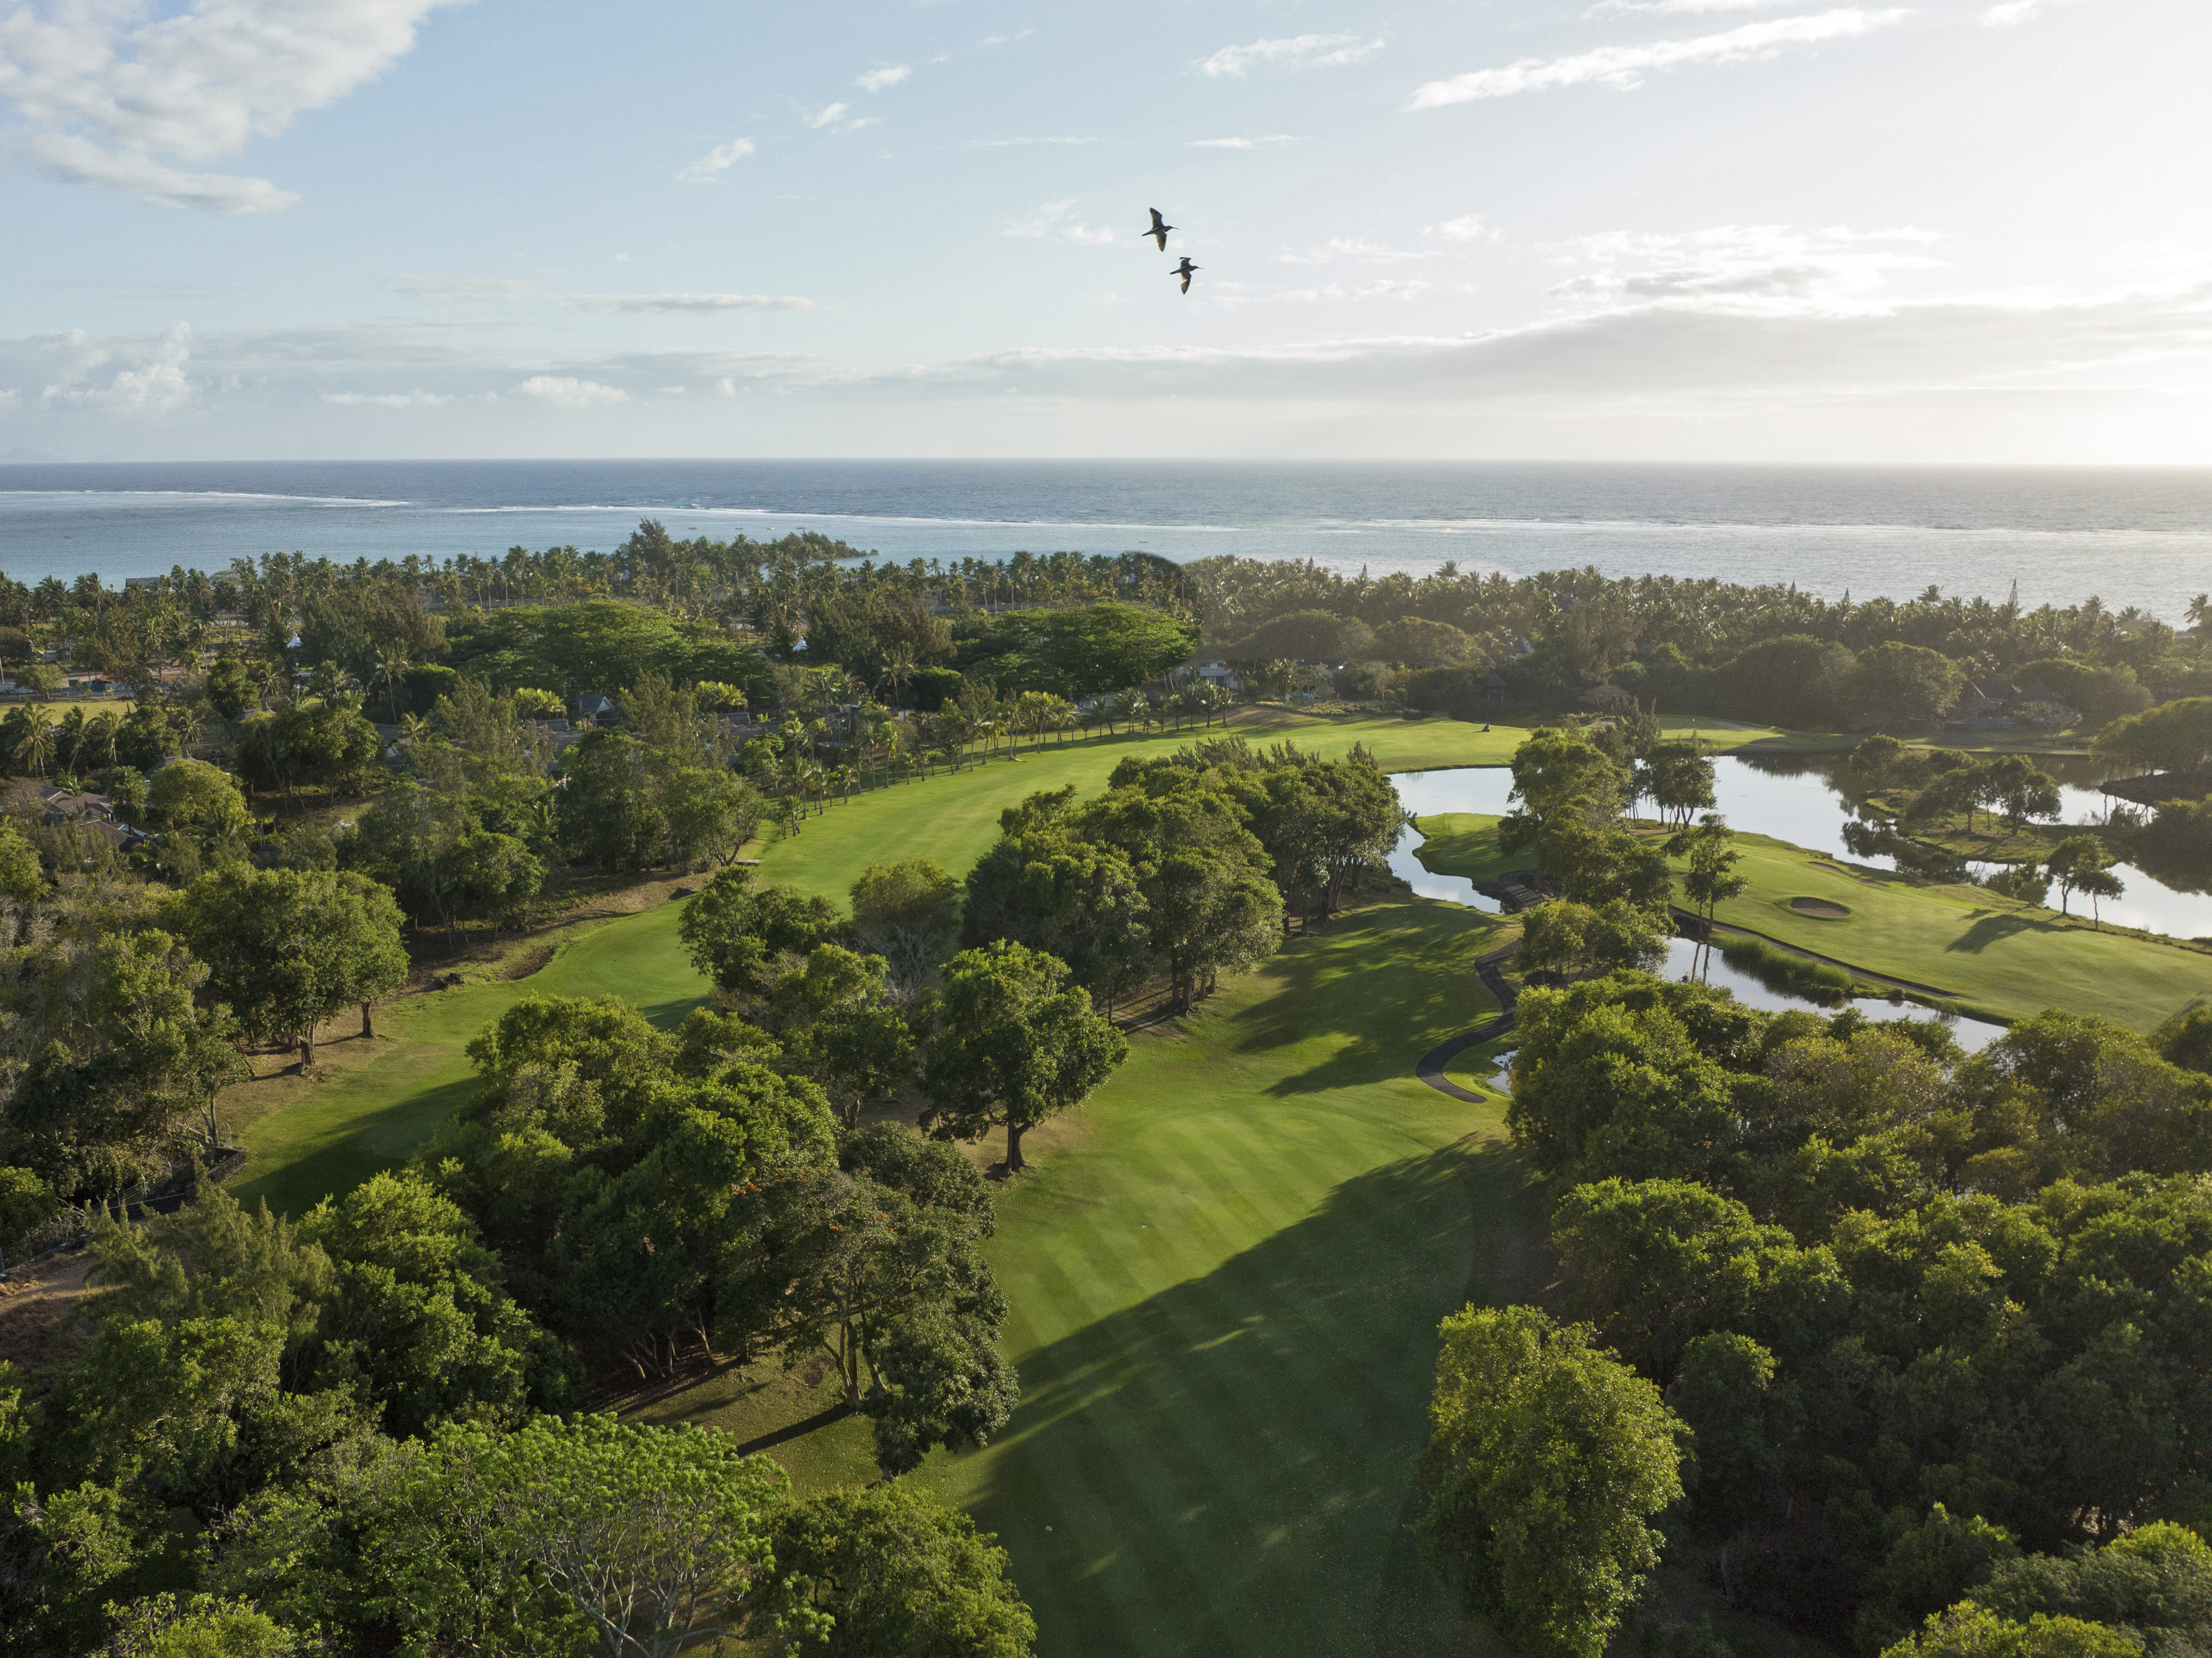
[1413,815,2212,1034]
[1409,813,1519,890]
[223,902,707,1216]
[1700,836,2212,1032]
[753,711,1527,901]
[927,900,1521,1658]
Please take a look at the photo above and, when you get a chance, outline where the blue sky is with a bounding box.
[2,0,2207,462]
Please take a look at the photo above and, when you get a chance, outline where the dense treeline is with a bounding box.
[1421,966,2212,1658]
[0,892,1073,1651]
[1194,560,2212,732]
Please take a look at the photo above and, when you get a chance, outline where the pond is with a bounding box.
[1388,756,2212,942]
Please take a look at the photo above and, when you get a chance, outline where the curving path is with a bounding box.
[1415,943,1521,1103]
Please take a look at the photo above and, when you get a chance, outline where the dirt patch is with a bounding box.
[1789,897,1852,919]
[0,1252,98,1368]
[502,943,556,981]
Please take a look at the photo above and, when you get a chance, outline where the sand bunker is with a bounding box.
[1789,897,1852,919]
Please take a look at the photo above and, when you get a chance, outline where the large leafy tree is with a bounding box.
[1417,1304,1685,1658]
[769,945,917,1128]
[1497,729,1624,881]
[428,995,837,1375]
[1038,604,1196,696]
[850,857,963,992]
[765,1482,1038,1657]
[1847,642,1965,729]
[678,866,846,1000]
[725,1126,1017,1474]
[173,866,408,1061]
[921,941,1127,1172]
[383,1414,807,1658]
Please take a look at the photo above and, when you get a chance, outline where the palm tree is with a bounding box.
[369,642,414,722]
[879,648,916,708]
[83,710,120,770]
[57,706,88,771]
[14,716,56,778]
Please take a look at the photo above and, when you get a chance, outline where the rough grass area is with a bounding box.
[1717,933,1862,1002]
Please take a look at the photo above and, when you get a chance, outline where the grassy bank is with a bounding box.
[1412,814,2212,1033]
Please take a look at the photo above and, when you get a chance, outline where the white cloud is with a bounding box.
[1546,223,1945,311]
[566,292,814,314]
[39,321,196,413]
[0,0,465,213]
[1983,0,2076,23]
[324,389,456,407]
[1278,237,1430,265]
[965,136,1101,148]
[392,277,813,313]
[1196,34,1383,78]
[517,375,627,408]
[1001,199,1122,245]
[1427,215,1499,243]
[1592,0,1799,13]
[804,102,850,129]
[1262,279,1435,303]
[1407,9,1912,108]
[844,116,883,132]
[391,276,534,303]
[1189,134,1307,149]
[855,65,911,92]
[678,137,754,183]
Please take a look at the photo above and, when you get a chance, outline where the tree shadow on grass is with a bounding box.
[1943,909,2044,955]
[956,1137,1539,1658]
[228,1070,482,1217]
[1220,904,1505,1098]
[231,989,707,1218]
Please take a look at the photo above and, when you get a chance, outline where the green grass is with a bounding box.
[1412,814,2212,1034]
[221,710,1525,1214]
[916,897,1522,1658]
[1700,836,2212,1032]
[1410,814,1520,889]
[637,894,1527,1657]
[223,902,709,1216]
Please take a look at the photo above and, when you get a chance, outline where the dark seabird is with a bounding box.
[1172,256,1199,293]
[1147,208,1175,251]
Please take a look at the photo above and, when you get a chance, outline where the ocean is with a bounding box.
[2,459,2210,619]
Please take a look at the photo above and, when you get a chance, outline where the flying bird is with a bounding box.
[1147,208,1175,251]
[1172,256,1199,294]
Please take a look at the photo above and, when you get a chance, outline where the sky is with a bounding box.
[1,0,2208,464]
